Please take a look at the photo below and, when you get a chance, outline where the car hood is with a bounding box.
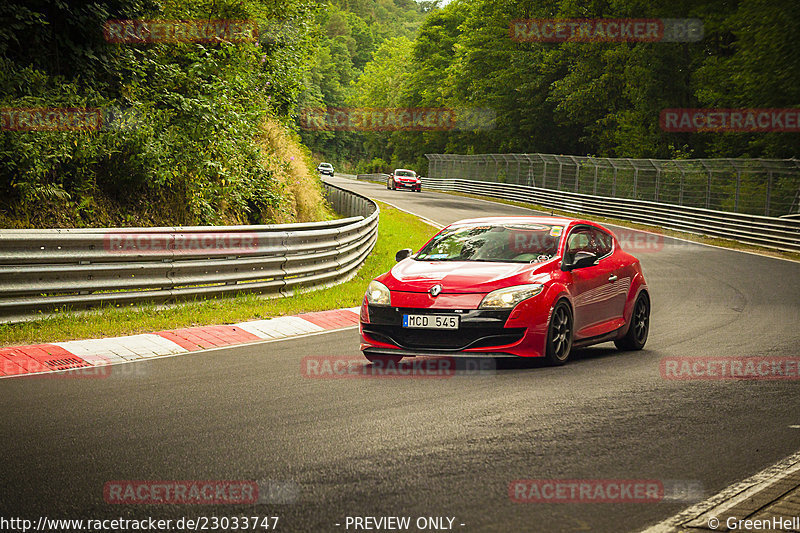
[381,259,555,294]
[394,176,418,181]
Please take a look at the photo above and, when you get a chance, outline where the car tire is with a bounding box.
[545,300,573,365]
[364,354,404,365]
[614,292,650,351]
[386,179,391,190]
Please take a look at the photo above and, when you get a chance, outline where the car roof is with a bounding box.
[394,168,415,173]
[319,162,332,166]
[446,216,597,227]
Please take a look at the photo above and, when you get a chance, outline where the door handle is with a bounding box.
[608,275,618,282]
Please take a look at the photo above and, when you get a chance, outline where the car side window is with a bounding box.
[564,228,595,263]
[593,229,613,257]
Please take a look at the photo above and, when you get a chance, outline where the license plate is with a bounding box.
[402,314,459,329]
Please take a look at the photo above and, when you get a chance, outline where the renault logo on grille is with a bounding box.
[429,284,442,297]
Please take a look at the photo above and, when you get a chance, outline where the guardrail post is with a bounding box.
[766,171,772,216]
[557,162,563,190]
[654,168,660,202]
[542,162,547,189]
[612,168,617,197]
[791,184,800,215]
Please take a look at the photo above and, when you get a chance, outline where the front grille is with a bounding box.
[364,306,524,351]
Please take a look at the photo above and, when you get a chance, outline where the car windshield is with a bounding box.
[320,163,332,168]
[415,223,564,263]
[395,170,415,177]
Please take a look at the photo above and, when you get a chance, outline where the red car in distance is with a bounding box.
[387,169,422,192]
[360,216,650,365]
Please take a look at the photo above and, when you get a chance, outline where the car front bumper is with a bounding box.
[359,299,549,358]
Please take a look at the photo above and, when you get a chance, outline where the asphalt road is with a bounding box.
[1,176,799,532]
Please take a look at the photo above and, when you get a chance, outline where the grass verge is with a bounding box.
[0,202,437,347]
[441,191,800,262]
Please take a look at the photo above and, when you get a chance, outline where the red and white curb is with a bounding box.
[0,307,360,378]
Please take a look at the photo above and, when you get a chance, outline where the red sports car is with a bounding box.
[387,169,422,192]
[359,216,650,365]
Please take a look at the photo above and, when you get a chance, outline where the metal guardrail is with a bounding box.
[0,182,378,323]
[356,173,390,182]
[426,153,800,217]
[420,177,800,253]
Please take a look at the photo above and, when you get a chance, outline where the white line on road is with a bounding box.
[641,449,800,532]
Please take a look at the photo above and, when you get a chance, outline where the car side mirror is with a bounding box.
[395,248,412,262]
[561,251,598,271]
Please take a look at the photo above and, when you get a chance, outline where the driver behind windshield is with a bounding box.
[417,224,562,263]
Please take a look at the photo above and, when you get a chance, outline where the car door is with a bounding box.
[594,227,628,323]
[564,226,619,338]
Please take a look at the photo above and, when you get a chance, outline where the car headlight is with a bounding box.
[478,284,544,309]
[366,280,391,306]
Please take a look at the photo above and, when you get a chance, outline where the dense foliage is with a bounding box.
[0,0,324,227]
[2,0,796,226]
[300,0,799,174]
[296,0,435,171]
